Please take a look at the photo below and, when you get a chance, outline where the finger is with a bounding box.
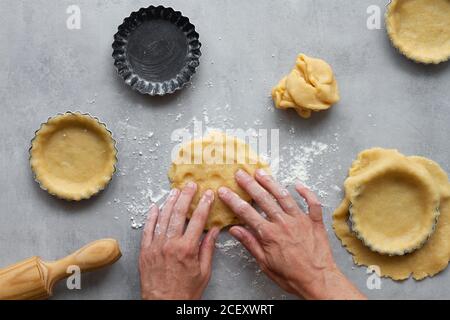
[218,187,268,232]
[199,227,220,275]
[155,188,180,241]
[184,190,215,243]
[235,169,284,221]
[255,169,301,216]
[230,228,293,294]
[141,204,159,249]
[229,226,266,263]
[295,182,323,222]
[167,182,197,238]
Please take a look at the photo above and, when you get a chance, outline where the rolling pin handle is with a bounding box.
[44,239,121,289]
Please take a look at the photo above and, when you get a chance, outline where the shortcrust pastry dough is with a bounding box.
[347,154,440,256]
[272,54,340,119]
[168,131,270,230]
[30,112,117,201]
[386,0,450,64]
[333,149,450,280]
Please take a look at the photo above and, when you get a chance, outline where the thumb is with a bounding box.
[229,226,266,263]
[199,227,220,275]
[295,182,323,223]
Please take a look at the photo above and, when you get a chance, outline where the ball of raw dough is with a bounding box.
[272,54,340,119]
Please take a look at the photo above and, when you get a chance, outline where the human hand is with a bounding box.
[139,182,220,300]
[218,169,365,300]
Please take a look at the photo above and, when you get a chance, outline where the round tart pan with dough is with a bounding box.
[168,131,270,230]
[333,149,450,280]
[346,157,440,256]
[386,0,450,64]
[30,112,118,201]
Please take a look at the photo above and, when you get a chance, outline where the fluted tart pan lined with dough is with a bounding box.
[29,112,118,201]
[333,149,450,280]
[386,0,450,64]
[346,157,440,256]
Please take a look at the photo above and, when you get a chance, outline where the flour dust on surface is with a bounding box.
[107,106,340,229]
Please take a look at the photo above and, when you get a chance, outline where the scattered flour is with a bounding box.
[216,239,256,269]
[215,239,241,252]
[109,113,341,297]
[275,138,340,204]
[277,141,329,185]
[109,109,238,229]
[216,238,261,280]
[110,118,171,229]
[111,112,340,228]
[215,237,290,294]
[253,119,263,126]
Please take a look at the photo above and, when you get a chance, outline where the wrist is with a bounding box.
[292,266,366,300]
[142,288,202,300]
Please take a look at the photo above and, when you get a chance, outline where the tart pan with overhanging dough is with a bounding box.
[386,0,450,64]
[168,131,270,230]
[30,112,118,201]
[333,148,450,280]
[347,155,440,256]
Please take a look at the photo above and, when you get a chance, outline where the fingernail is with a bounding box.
[295,181,304,188]
[186,181,197,190]
[212,228,220,240]
[235,169,247,178]
[147,204,157,220]
[218,187,228,197]
[230,227,242,238]
[204,190,214,201]
[256,169,269,177]
[170,188,179,197]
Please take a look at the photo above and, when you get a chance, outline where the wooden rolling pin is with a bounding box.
[0,239,121,300]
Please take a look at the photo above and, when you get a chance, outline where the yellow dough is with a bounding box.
[386,0,450,64]
[30,112,117,201]
[333,148,450,280]
[347,151,440,256]
[168,131,270,230]
[272,54,340,119]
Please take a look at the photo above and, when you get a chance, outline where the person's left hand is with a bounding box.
[139,182,220,300]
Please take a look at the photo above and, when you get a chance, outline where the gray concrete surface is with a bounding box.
[0,0,449,300]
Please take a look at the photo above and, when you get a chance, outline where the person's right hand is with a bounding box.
[218,169,365,300]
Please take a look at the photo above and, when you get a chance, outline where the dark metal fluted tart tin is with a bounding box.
[112,5,201,95]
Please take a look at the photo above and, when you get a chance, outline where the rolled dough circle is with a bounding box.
[168,131,270,230]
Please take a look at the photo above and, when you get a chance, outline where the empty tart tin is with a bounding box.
[112,5,201,95]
